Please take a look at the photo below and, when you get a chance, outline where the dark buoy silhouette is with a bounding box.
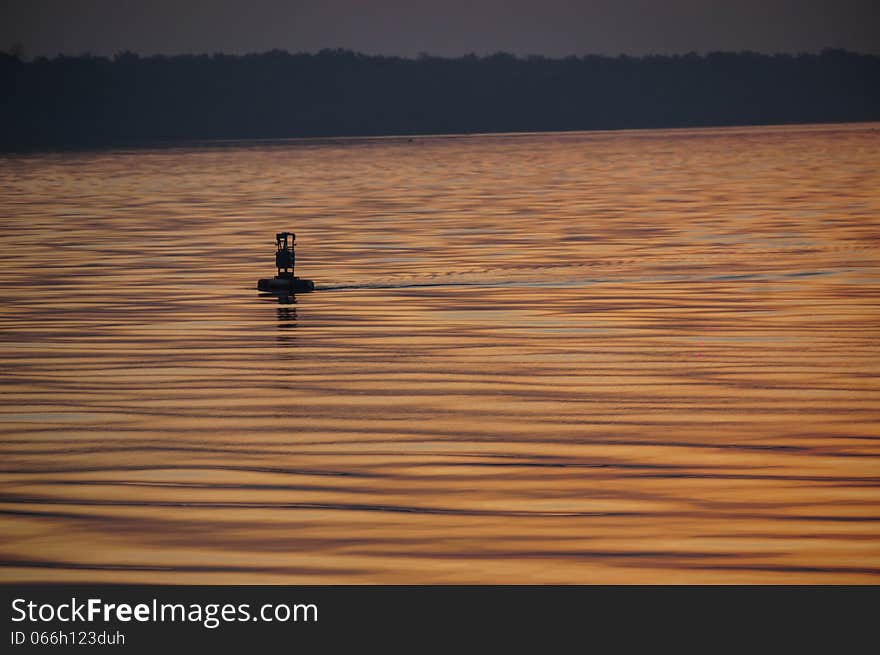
[257,232,315,294]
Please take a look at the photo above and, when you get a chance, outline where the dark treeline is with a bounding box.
[2,48,879,150]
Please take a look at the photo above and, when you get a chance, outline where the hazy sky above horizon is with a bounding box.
[2,0,878,58]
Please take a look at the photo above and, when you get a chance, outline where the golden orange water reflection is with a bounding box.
[1,123,879,583]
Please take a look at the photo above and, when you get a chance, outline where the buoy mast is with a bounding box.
[275,232,296,279]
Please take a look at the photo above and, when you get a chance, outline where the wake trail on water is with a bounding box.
[318,280,514,291]
[314,258,645,291]
[313,240,861,292]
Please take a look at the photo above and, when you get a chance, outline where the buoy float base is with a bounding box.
[257,276,315,293]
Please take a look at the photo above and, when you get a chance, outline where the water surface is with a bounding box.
[1,123,879,582]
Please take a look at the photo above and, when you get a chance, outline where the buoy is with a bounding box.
[257,232,315,293]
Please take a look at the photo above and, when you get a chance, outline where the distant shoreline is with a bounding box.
[3,49,878,153]
[4,120,878,157]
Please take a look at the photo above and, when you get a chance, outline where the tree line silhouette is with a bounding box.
[2,48,878,150]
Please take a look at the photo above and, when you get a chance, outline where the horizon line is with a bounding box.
[12,121,880,157]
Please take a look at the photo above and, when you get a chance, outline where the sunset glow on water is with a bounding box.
[1,123,879,583]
